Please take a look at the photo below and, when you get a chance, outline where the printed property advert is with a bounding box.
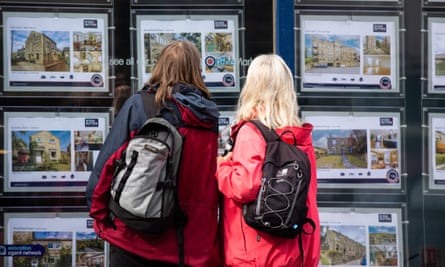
[430,113,445,187]
[428,17,445,93]
[3,213,106,267]
[301,15,399,92]
[302,111,401,188]
[4,111,109,192]
[319,207,403,267]
[3,12,108,92]
[136,14,239,92]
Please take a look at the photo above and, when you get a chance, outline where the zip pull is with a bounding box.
[255,177,267,215]
[257,233,261,242]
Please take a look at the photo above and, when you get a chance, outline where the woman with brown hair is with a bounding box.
[87,40,222,267]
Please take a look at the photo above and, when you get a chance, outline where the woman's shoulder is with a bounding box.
[232,121,264,141]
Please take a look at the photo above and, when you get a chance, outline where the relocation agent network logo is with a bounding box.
[0,244,45,256]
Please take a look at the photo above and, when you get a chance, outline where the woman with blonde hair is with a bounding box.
[216,54,320,266]
[87,40,222,267]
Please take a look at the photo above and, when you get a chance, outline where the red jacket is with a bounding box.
[87,85,222,266]
[216,122,320,267]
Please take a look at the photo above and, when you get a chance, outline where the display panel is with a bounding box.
[302,111,402,189]
[329,0,398,1]
[0,0,111,4]
[135,14,240,93]
[299,14,400,93]
[319,206,404,267]
[2,11,110,93]
[427,17,445,94]
[428,113,445,189]
[3,111,110,192]
[132,0,243,5]
[3,212,107,267]
[296,0,403,7]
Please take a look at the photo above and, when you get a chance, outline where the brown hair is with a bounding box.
[146,40,211,105]
[113,84,131,115]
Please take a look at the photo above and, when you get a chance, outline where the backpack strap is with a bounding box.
[297,218,316,267]
[140,87,188,267]
[229,120,279,152]
[248,120,280,142]
[140,86,184,129]
[140,86,159,119]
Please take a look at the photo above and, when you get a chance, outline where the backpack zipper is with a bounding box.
[284,161,303,228]
[255,177,267,215]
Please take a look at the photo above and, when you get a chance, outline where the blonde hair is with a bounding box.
[146,40,211,105]
[235,54,301,128]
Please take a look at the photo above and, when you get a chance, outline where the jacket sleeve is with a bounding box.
[216,123,265,203]
[85,94,147,209]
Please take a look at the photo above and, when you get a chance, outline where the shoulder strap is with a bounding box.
[140,88,184,128]
[230,120,279,145]
[248,120,280,142]
[249,120,299,145]
[140,89,159,119]
[140,87,186,267]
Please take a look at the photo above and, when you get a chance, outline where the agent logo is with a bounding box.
[378,213,392,222]
[379,117,394,126]
[85,118,99,127]
[84,19,98,28]
[373,24,387,32]
[214,20,228,29]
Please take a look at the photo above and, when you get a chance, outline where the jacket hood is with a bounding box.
[173,84,220,129]
[276,123,313,146]
[231,120,314,147]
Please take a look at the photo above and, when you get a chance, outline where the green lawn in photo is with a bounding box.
[346,154,368,168]
[316,155,343,168]
[316,154,367,169]
[435,60,445,76]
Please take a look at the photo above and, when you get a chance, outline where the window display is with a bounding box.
[427,17,445,94]
[3,111,110,192]
[3,212,107,267]
[135,14,240,93]
[302,110,402,189]
[319,206,404,267]
[428,112,445,189]
[299,14,400,93]
[2,11,110,93]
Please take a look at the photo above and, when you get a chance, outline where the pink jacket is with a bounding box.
[216,122,320,267]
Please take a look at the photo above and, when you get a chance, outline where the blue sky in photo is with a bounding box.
[373,35,388,42]
[305,34,360,57]
[34,231,72,240]
[13,130,71,152]
[76,232,98,240]
[11,30,70,52]
[369,225,396,234]
[434,34,445,55]
[324,225,366,245]
[312,129,356,140]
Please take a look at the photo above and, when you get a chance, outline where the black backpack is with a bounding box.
[234,120,315,264]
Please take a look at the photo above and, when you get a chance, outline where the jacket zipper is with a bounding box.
[241,213,248,251]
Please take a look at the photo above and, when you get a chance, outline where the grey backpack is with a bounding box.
[108,89,185,233]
